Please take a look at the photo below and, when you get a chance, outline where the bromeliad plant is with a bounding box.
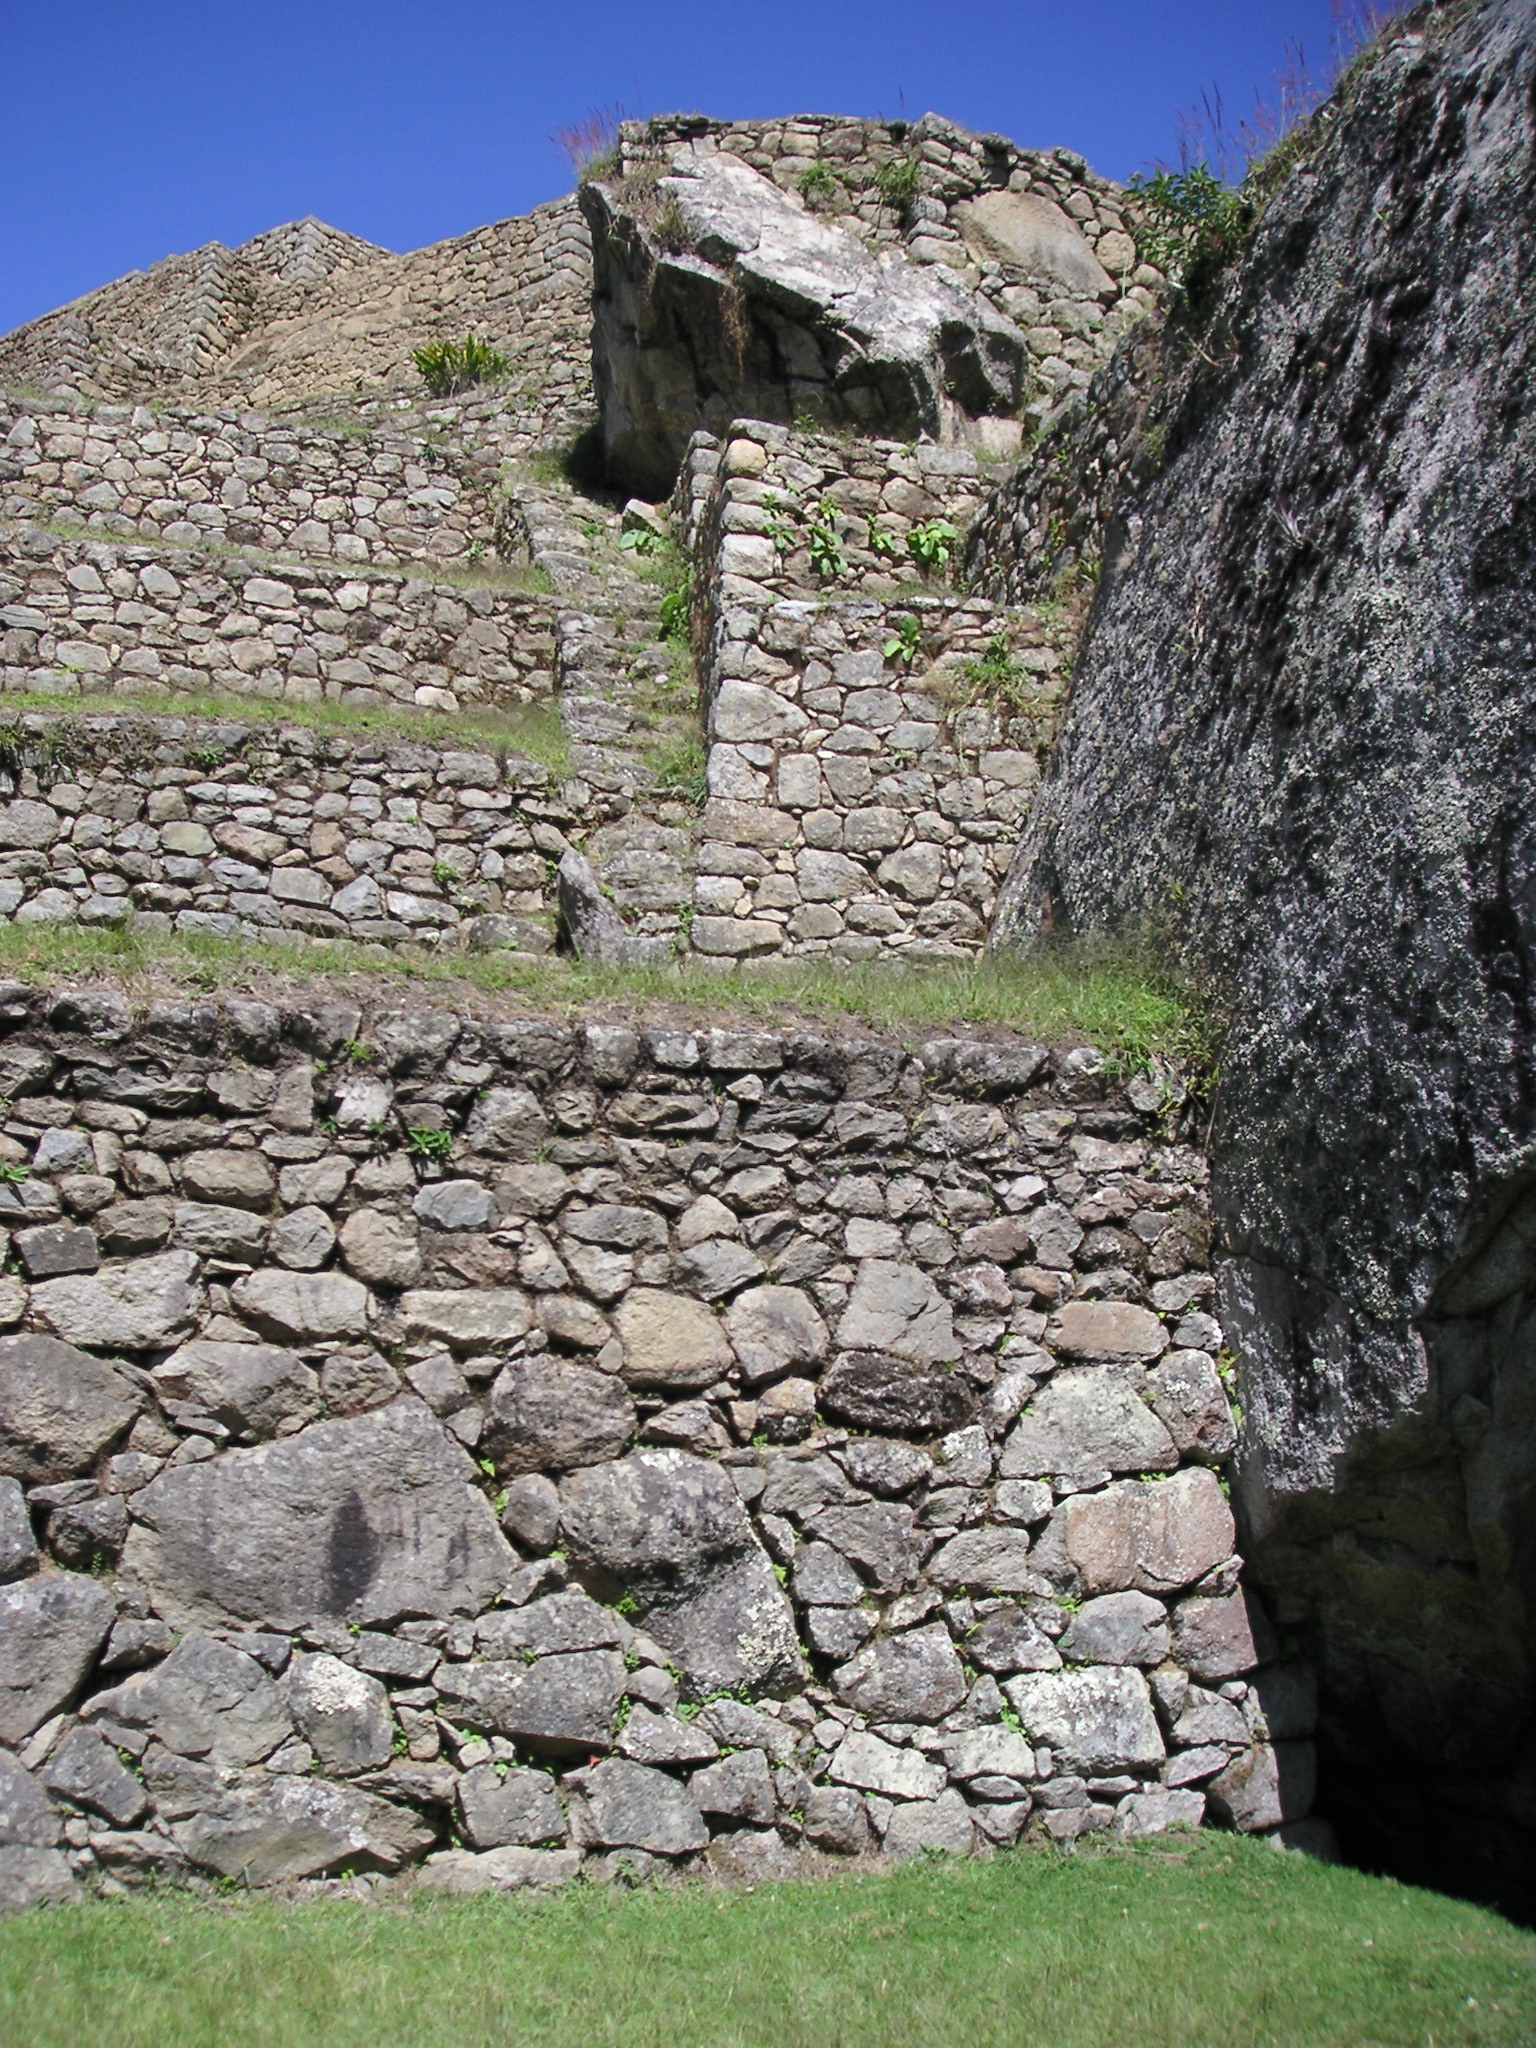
[412,334,511,398]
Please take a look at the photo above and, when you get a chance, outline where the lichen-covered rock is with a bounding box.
[1004,1666,1165,1775]
[121,1399,511,1629]
[284,1652,394,1774]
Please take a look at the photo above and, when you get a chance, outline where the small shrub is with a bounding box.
[907,519,961,576]
[657,577,690,643]
[412,335,510,399]
[1127,165,1250,294]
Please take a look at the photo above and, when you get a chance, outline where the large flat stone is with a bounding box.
[150,1340,319,1439]
[0,1332,142,1484]
[1004,1666,1165,1774]
[560,1449,802,1697]
[1063,1468,1236,1596]
[31,1250,200,1350]
[399,1287,532,1350]
[836,1260,959,1366]
[1000,1367,1177,1477]
[818,1350,973,1435]
[435,1649,626,1756]
[726,1285,829,1386]
[175,1778,435,1881]
[228,1268,369,1344]
[0,1572,114,1743]
[122,1398,511,1630]
[833,1622,965,1722]
[571,1757,708,1854]
[615,1288,732,1390]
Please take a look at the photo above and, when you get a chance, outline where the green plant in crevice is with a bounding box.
[797,162,839,208]
[412,335,510,399]
[953,632,1053,718]
[807,499,847,580]
[648,731,707,810]
[875,153,921,216]
[657,575,690,643]
[406,1125,454,1161]
[906,519,961,576]
[867,521,901,559]
[882,614,922,670]
[1127,164,1250,297]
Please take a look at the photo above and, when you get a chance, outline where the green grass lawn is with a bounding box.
[0,1838,1530,2048]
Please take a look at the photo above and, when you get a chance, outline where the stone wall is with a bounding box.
[0,525,558,713]
[0,202,594,430]
[664,422,1070,965]
[0,396,522,572]
[0,714,591,950]
[0,993,1316,1910]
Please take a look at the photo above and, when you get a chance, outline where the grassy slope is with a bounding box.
[0,922,1205,1070]
[1,1839,1531,2048]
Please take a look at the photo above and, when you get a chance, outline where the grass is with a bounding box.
[0,692,572,777]
[0,1837,1530,2048]
[0,922,1206,1069]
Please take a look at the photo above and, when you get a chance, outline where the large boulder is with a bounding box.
[0,1332,142,1484]
[559,1449,802,1696]
[121,1398,511,1630]
[984,1,1536,1908]
[581,142,1027,494]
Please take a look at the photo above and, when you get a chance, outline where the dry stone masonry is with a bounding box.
[0,993,1317,1911]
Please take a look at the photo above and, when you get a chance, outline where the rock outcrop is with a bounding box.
[989,0,1536,1915]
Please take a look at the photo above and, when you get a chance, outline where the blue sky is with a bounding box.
[1,1,1358,337]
